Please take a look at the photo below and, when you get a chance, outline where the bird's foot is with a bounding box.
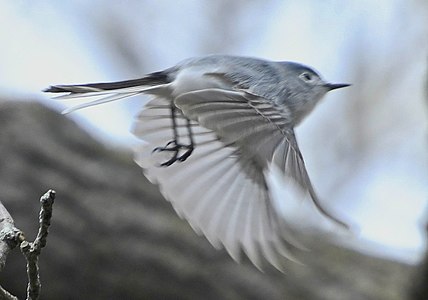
[152,140,194,167]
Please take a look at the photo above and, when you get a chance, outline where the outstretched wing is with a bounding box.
[132,88,346,271]
[175,88,348,228]
[132,96,303,272]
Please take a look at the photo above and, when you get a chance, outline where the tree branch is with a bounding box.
[0,190,56,300]
[20,190,55,300]
[0,285,18,300]
[0,201,22,271]
[0,199,23,300]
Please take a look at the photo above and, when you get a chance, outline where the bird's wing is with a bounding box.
[132,96,304,272]
[175,88,347,229]
[272,129,349,228]
[132,88,346,271]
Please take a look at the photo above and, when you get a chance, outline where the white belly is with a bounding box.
[171,67,233,97]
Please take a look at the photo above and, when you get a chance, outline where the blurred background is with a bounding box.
[0,1,427,299]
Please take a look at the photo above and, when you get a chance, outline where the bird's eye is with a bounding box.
[300,72,313,82]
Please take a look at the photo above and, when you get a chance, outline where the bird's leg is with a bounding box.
[178,118,194,162]
[152,104,194,167]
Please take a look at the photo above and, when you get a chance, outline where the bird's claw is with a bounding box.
[152,140,194,167]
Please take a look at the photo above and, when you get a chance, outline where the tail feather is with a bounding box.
[61,92,141,114]
[44,71,172,114]
[44,71,170,94]
[51,85,164,100]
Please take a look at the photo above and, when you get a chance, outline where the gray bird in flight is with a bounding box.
[45,55,350,271]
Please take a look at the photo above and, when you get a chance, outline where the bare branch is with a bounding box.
[0,201,22,271]
[20,190,56,300]
[0,200,23,300]
[34,190,55,253]
[0,190,56,300]
[0,285,18,300]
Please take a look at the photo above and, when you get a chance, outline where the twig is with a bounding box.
[0,285,18,300]
[0,199,23,300]
[0,190,56,300]
[20,190,56,300]
[0,201,22,271]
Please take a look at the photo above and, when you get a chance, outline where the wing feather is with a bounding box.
[130,87,346,271]
[132,95,302,270]
[176,89,348,228]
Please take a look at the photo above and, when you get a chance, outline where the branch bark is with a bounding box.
[0,200,23,300]
[20,190,55,300]
[0,201,21,271]
[0,190,56,300]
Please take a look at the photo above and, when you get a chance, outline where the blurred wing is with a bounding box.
[132,88,347,271]
[132,96,302,271]
[273,130,349,228]
[175,88,348,228]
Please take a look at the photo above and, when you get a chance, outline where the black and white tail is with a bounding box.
[44,71,171,113]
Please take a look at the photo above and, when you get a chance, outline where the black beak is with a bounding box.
[325,83,351,91]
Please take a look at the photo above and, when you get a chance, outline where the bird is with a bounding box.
[45,54,350,271]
